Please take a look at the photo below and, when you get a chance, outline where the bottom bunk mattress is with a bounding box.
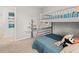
[32,34,64,53]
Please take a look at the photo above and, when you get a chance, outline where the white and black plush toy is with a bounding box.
[63,34,74,47]
[55,34,75,47]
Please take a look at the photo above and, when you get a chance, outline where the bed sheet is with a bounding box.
[61,43,79,53]
[32,34,63,53]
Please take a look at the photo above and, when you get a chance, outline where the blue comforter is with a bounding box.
[32,34,64,53]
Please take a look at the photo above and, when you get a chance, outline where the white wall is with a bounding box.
[16,6,41,40]
[42,6,79,36]
[53,22,79,36]
[0,6,42,40]
[0,6,16,39]
[42,6,71,14]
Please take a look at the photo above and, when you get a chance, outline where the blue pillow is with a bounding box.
[45,34,63,41]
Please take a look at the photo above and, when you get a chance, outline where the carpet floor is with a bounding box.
[0,38,38,53]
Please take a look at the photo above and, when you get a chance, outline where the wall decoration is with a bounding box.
[9,24,15,28]
[9,12,15,17]
[8,12,15,28]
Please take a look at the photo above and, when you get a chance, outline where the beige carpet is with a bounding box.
[0,38,38,53]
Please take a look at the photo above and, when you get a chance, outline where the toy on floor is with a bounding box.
[54,34,76,47]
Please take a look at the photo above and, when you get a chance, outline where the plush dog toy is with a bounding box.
[55,34,74,47]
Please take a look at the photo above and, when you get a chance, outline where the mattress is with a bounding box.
[61,43,79,53]
[32,34,64,53]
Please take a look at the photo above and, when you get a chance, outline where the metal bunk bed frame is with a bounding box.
[36,6,79,37]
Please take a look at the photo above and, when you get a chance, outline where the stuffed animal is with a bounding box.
[55,34,74,47]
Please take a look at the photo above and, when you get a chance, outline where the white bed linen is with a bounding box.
[60,43,79,53]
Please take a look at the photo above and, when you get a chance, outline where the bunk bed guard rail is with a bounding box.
[41,7,79,20]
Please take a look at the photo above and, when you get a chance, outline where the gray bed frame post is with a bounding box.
[51,22,53,34]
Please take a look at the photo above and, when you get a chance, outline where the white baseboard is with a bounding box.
[16,36,31,41]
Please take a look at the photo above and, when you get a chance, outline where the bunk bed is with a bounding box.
[32,7,79,53]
